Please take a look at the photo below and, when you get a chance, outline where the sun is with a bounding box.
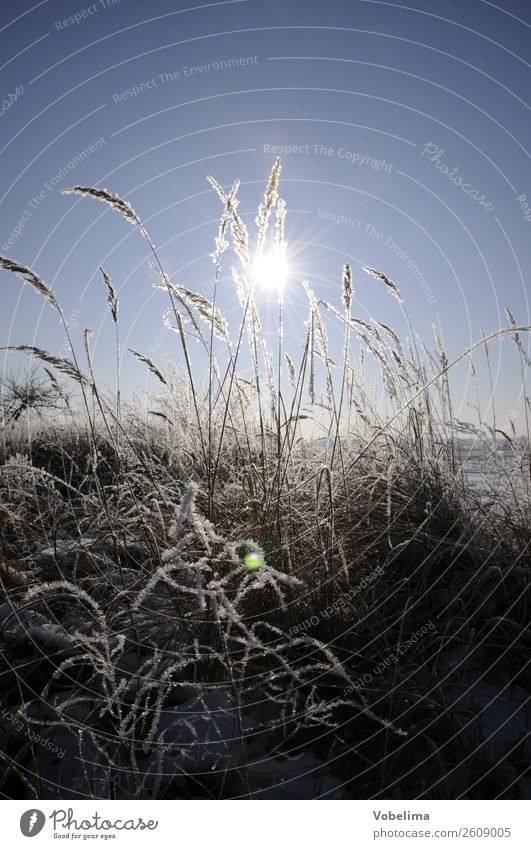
[253,248,289,294]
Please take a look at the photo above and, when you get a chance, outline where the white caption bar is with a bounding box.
[2,800,530,848]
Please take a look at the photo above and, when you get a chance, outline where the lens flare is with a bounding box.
[243,551,262,571]
[253,248,289,293]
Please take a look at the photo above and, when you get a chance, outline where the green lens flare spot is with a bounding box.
[244,551,262,572]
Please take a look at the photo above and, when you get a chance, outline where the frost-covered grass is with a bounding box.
[0,163,529,799]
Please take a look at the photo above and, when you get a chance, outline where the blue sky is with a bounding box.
[1,0,530,428]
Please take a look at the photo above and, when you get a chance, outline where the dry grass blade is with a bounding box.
[0,256,59,311]
[99,267,118,323]
[322,303,382,345]
[170,285,228,342]
[264,157,282,209]
[307,309,316,404]
[285,353,297,389]
[255,158,282,251]
[206,175,239,206]
[275,198,287,249]
[505,307,531,367]
[128,349,167,385]
[207,175,249,266]
[363,265,405,305]
[1,345,88,384]
[147,410,173,424]
[432,323,449,369]
[61,186,140,226]
[210,180,239,266]
[373,320,403,352]
[43,367,69,404]
[350,317,381,341]
[152,273,207,346]
[83,327,95,379]
[342,263,353,311]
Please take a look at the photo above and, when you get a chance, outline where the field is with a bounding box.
[0,162,529,799]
